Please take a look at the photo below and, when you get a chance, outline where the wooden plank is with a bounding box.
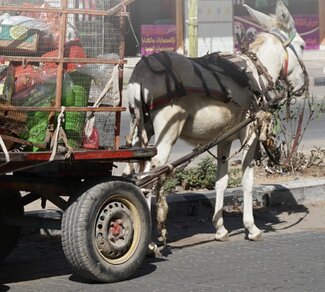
[0,106,126,112]
[0,56,126,64]
[0,147,157,162]
[0,0,135,17]
[0,134,46,149]
[176,0,184,54]
[55,0,68,109]
[320,0,325,46]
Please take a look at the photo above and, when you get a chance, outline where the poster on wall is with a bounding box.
[294,15,320,50]
[141,24,176,56]
[234,15,320,50]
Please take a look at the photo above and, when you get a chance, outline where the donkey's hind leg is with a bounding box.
[213,142,231,241]
[152,106,187,245]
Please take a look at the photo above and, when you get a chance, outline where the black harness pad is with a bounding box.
[192,53,250,88]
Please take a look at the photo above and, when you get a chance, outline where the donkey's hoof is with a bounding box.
[147,242,161,257]
[248,230,263,241]
[215,230,229,242]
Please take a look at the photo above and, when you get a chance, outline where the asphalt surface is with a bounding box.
[1,231,325,291]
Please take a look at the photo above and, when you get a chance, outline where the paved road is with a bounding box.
[1,231,325,291]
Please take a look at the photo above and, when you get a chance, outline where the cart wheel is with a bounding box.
[0,190,23,261]
[61,180,151,283]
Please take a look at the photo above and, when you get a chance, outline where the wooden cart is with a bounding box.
[0,0,157,283]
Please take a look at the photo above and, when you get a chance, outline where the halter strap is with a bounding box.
[270,28,294,78]
[269,28,308,97]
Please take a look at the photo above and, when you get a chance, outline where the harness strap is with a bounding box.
[153,53,173,100]
[142,55,166,75]
[152,52,187,101]
[244,50,286,107]
[191,57,231,102]
[191,61,211,97]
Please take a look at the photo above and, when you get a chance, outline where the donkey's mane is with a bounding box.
[249,13,292,51]
[249,34,267,51]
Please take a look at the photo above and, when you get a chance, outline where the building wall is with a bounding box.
[126,0,325,56]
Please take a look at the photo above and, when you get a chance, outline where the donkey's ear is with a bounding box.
[243,4,275,30]
[275,1,295,33]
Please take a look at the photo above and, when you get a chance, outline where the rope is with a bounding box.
[125,8,139,48]
[0,135,10,163]
[49,106,65,161]
[84,73,114,139]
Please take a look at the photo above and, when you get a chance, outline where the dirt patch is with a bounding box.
[165,200,325,248]
[162,163,325,249]
[253,164,325,185]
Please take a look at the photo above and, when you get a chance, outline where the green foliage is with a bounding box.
[163,157,242,193]
[228,167,242,188]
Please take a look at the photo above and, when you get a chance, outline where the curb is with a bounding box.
[163,178,325,218]
[24,178,325,235]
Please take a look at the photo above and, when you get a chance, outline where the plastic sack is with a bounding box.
[79,53,119,89]
[42,39,87,72]
[18,74,74,152]
[20,2,76,47]
[82,126,99,150]
[62,85,88,148]
[14,65,57,95]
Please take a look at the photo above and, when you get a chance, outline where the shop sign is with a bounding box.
[141,24,176,56]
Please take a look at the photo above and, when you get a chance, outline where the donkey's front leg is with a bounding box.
[212,142,231,241]
[241,134,262,241]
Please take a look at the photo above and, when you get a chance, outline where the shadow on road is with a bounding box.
[0,230,70,285]
[0,228,163,285]
[0,185,313,285]
[0,284,10,292]
[152,185,311,247]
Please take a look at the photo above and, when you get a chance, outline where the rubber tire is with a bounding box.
[0,190,23,261]
[61,180,151,283]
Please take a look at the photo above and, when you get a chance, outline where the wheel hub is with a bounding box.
[95,201,134,260]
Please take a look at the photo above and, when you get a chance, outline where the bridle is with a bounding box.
[270,28,309,97]
[246,28,310,167]
[242,26,309,112]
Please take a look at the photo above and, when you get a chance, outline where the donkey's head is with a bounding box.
[244,1,308,97]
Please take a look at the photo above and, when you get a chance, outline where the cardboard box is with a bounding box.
[0,24,39,53]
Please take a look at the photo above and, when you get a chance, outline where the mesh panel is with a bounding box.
[0,0,124,151]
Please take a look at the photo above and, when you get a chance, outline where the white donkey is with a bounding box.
[126,1,307,242]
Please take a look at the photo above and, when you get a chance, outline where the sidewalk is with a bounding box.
[25,177,325,219]
[161,177,325,219]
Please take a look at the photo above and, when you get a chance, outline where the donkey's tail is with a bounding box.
[126,82,149,148]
